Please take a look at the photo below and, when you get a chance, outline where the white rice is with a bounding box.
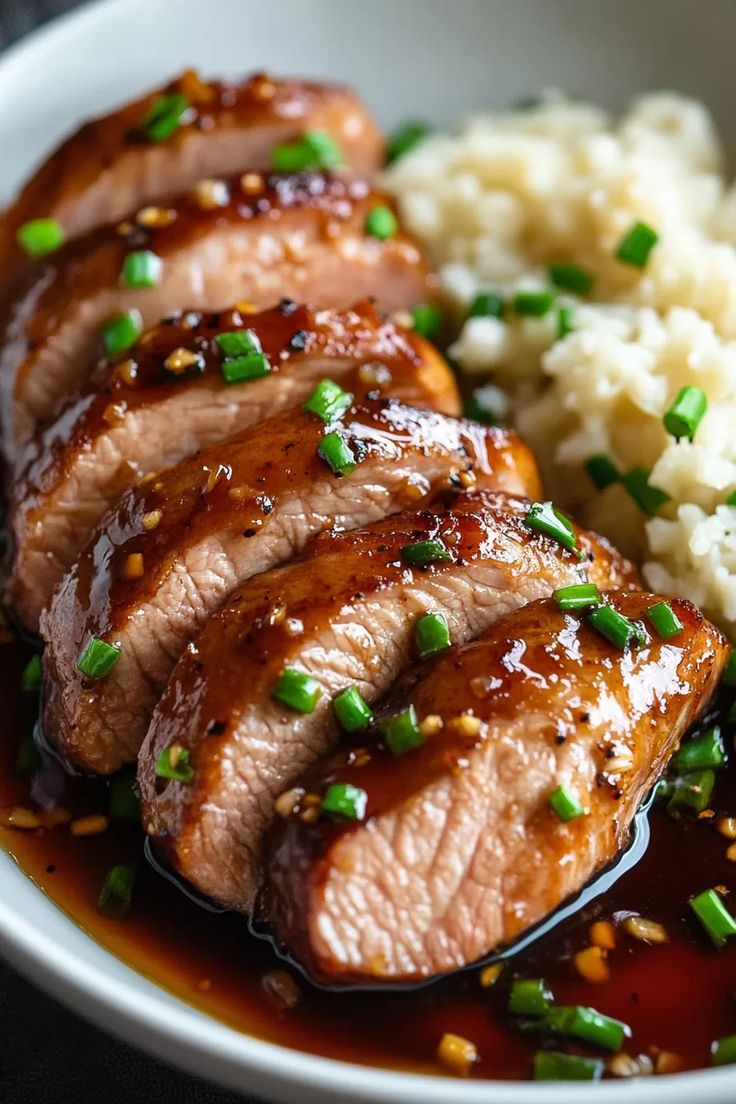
[385,92,736,637]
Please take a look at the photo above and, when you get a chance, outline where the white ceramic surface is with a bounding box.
[1,1,736,1100]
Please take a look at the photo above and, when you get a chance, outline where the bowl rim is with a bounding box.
[2,1,736,1100]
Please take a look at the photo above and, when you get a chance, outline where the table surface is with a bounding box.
[0,3,252,1101]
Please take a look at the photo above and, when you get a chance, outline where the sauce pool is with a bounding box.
[1,638,735,1080]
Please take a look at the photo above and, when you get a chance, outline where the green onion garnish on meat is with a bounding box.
[541,1005,629,1052]
[120,250,163,289]
[155,744,195,783]
[621,467,670,514]
[690,888,736,948]
[647,600,683,640]
[221,353,270,384]
[386,120,432,163]
[615,220,659,267]
[553,583,602,612]
[523,501,584,560]
[215,330,261,357]
[303,379,353,424]
[513,290,554,317]
[548,785,585,822]
[415,612,450,659]
[321,783,368,821]
[140,93,190,142]
[317,431,357,476]
[508,978,554,1017]
[556,305,574,340]
[21,654,42,693]
[16,217,66,257]
[333,686,373,733]
[548,264,593,295]
[672,727,726,773]
[467,292,504,320]
[584,454,619,490]
[98,863,137,920]
[411,303,442,338]
[102,310,143,357]
[273,668,322,714]
[587,605,648,650]
[663,385,708,441]
[271,131,343,172]
[712,1036,736,1066]
[364,204,398,240]
[401,538,452,566]
[109,773,141,821]
[77,637,121,678]
[666,768,715,816]
[534,1051,603,1082]
[382,705,424,757]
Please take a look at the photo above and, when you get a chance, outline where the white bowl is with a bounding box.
[2,1,736,1100]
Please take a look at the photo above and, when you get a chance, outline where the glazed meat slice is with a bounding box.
[42,413,539,775]
[1,173,428,455]
[137,492,637,912]
[268,592,726,985]
[10,301,457,629]
[0,71,383,293]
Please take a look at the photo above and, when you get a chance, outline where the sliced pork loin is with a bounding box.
[268,592,726,985]
[0,71,383,295]
[42,408,537,775]
[138,492,638,913]
[11,301,457,629]
[1,172,428,455]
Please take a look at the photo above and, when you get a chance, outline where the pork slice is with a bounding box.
[267,592,726,984]
[0,71,383,297]
[10,301,458,629]
[42,408,538,775]
[137,492,638,912]
[2,173,429,456]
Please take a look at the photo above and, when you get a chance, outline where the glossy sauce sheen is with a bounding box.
[2,640,736,1078]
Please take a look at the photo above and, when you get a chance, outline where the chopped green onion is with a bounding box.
[513,290,554,317]
[303,379,353,424]
[534,1051,603,1082]
[364,204,398,240]
[21,654,42,692]
[77,637,121,678]
[386,120,432,163]
[690,888,736,948]
[548,263,593,295]
[585,454,619,490]
[120,250,162,289]
[712,1035,736,1067]
[553,583,602,612]
[647,600,683,640]
[411,303,442,339]
[672,727,726,774]
[542,1005,629,1052]
[401,538,451,566]
[333,686,373,733]
[317,431,357,476]
[508,978,553,1017]
[621,467,670,514]
[221,353,270,384]
[16,217,65,258]
[615,220,659,268]
[15,733,40,776]
[273,668,321,714]
[102,310,143,357]
[155,745,195,783]
[467,292,504,320]
[109,773,141,821]
[548,784,586,822]
[726,489,736,507]
[98,863,137,920]
[556,305,574,340]
[271,130,344,172]
[215,330,261,358]
[415,612,450,659]
[667,768,715,816]
[382,705,424,757]
[464,386,500,425]
[663,385,708,441]
[723,650,736,686]
[140,93,190,141]
[587,605,648,650]
[321,782,367,821]
[523,501,584,560]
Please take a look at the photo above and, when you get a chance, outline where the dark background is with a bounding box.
[0,2,248,1100]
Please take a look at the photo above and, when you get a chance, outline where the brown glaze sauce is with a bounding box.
[2,628,736,1079]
